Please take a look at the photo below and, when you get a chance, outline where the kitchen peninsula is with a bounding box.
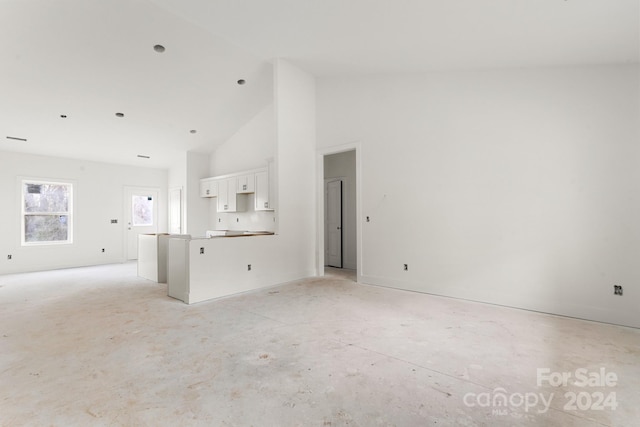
[166,162,282,304]
[167,232,276,304]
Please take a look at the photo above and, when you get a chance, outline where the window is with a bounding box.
[131,195,154,226]
[22,180,73,245]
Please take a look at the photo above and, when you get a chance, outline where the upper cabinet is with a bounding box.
[254,170,273,211]
[199,179,218,198]
[217,178,247,212]
[200,163,274,213]
[236,173,255,194]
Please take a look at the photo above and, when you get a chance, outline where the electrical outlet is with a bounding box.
[247,264,252,271]
[101,248,105,253]
[236,218,239,222]
[404,264,408,271]
[110,219,118,224]
[366,216,370,222]
[200,247,205,254]
[7,255,12,260]
[614,285,623,296]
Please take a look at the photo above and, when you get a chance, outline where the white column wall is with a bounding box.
[168,151,187,234]
[274,59,317,276]
[185,151,210,237]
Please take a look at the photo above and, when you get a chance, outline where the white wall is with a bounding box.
[209,104,276,232]
[210,104,275,176]
[168,152,187,234]
[169,150,213,237]
[213,193,276,233]
[317,64,640,328]
[324,150,357,270]
[274,59,317,275]
[0,151,167,274]
[185,151,210,237]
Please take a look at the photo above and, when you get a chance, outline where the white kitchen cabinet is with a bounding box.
[217,178,247,212]
[200,164,271,210]
[217,178,233,211]
[254,169,273,211]
[199,178,218,198]
[236,173,255,194]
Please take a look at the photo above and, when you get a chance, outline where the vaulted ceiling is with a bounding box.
[1,0,637,168]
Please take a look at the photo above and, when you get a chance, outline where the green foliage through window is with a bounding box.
[22,181,73,244]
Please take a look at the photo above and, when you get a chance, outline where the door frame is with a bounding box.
[316,142,361,281]
[168,187,183,234]
[325,177,344,268]
[123,186,160,260]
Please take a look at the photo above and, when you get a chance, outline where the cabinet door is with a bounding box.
[217,179,228,211]
[255,170,272,211]
[236,174,255,194]
[210,180,220,197]
[200,180,210,197]
[217,178,237,212]
[200,179,218,198]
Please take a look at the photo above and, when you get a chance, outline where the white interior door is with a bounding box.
[326,179,342,268]
[125,187,159,260]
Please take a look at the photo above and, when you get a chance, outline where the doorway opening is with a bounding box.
[322,149,357,281]
[124,187,159,260]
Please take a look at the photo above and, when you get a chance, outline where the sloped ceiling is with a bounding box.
[1,0,638,168]
[150,0,640,75]
[0,0,273,168]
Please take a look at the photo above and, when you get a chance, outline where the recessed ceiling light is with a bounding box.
[6,136,27,142]
[153,44,165,53]
[237,79,246,85]
[190,129,197,134]
[137,155,150,159]
[115,112,124,118]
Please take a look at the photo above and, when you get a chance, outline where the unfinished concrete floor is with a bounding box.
[1,263,638,426]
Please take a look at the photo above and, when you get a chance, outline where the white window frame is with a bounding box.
[21,179,74,246]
